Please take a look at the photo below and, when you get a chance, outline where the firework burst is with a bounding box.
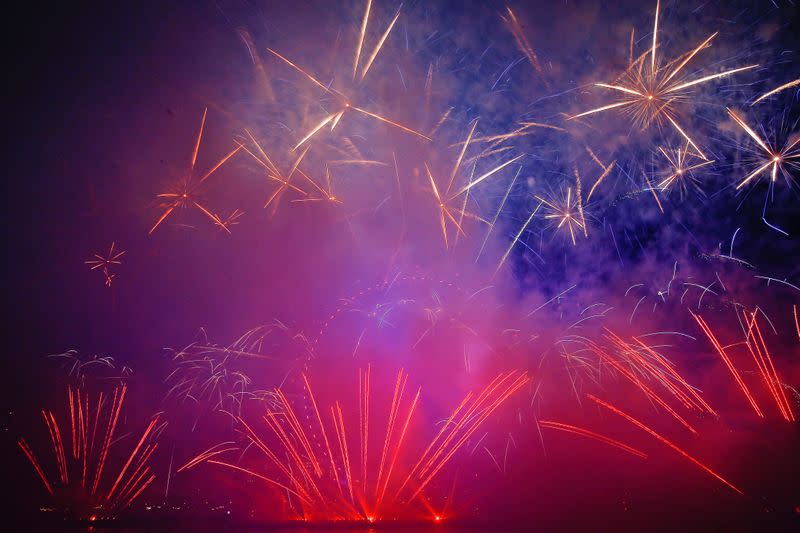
[149,108,243,234]
[570,0,757,158]
[267,1,430,152]
[85,242,125,287]
[423,120,524,250]
[726,108,800,192]
[535,187,585,246]
[653,142,713,198]
[239,130,312,214]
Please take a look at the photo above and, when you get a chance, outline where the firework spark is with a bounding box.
[692,312,764,418]
[737,310,795,421]
[538,420,648,459]
[292,165,343,206]
[501,6,545,82]
[424,120,523,249]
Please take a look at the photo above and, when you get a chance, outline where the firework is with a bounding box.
[752,78,800,105]
[18,385,164,519]
[693,311,764,418]
[494,200,541,274]
[149,108,243,234]
[47,352,133,381]
[535,187,585,246]
[164,323,307,421]
[587,394,742,495]
[501,6,545,82]
[16,0,800,526]
[538,420,648,459]
[579,331,706,433]
[741,310,795,422]
[180,367,528,521]
[726,108,799,191]
[85,242,125,287]
[215,208,245,232]
[423,120,524,249]
[654,142,713,198]
[291,165,344,206]
[240,130,311,213]
[511,153,617,257]
[693,310,795,421]
[267,1,429,152]
[570,0,757,158]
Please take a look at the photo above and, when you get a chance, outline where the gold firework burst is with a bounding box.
[570,0,757,159]
[727,108,800,191]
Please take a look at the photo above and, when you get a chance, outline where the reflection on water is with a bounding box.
[26,518,487,533]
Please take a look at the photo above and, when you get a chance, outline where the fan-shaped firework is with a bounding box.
[18,385,165,520]
[180,366,528,522]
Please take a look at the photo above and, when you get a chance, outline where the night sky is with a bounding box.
[4,0,800,529]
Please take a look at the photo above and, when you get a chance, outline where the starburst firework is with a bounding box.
[149,108,243,234]
[570,0,757,159]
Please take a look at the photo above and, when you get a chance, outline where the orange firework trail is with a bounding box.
[18,385,164,518]
[501,6,546,82]
[587,394,743,495]
[585,160,616,204]
[751,78,800,105]
[291,165,343,206]
[494,200,541,276]
[570,0,757,159]
[538,420,648,459]
[149,107,243,234]
[181,368,528,521]
[215,208,245,232]
[642,171,665,213]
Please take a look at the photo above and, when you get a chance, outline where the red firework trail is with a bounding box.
[180,368,529,521]
[741,310,795,422]
[587,394,743,495]
[538,420,648,459]
[18,385,163,517]
[607,330,717,415]
[585,333,700,433]
[691,312,764,418]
